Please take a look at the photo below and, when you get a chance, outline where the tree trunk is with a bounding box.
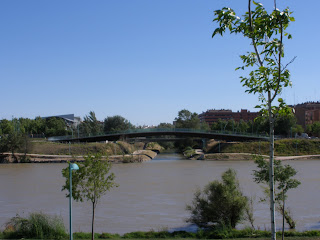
[268,91,276,240]
[92,201,95,240]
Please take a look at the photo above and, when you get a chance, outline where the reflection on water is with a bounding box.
[1,153,320,234]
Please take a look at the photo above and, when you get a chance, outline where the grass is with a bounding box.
[3,212,67,239]
[3,226,320,240]
[206,139,320,156]
[26,141,145,156]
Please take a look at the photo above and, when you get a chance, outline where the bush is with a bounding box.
[74,232,100,239]
[99,232,121,238]
[4,212,67,239]
[186,169,248,229]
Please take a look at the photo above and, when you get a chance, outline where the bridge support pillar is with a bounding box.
[201,139,207,150]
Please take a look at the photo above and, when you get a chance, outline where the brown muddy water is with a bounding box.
[0,152,320,234]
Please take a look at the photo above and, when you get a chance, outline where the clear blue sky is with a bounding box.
[1,0,319,126]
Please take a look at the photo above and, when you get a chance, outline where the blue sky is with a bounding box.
[1,0,319,126]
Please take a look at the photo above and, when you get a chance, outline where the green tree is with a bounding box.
[175,109,202,150]
[44,117,68,137]
[186,168,248,229]
[175,109,201,129]
[80,111,102,136]
[274,111,296,136]
[0,119,14,134]
[291,124,304,137]
[212,1,295,238]
[254,109,296,136]
[0,134,8,155]
[253,157,301,238]
[306,122,320,137]
[157,122,174,129]
[62,154,118,240]
[103,115,133,133]
[32,117,46,135]
[6,132,24,160]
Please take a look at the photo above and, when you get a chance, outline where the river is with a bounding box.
[1,152,320,234]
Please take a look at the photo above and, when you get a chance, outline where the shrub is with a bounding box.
[99,232,121,239]
[74,232,101,239]
[186,169,248,229]
[4,212,67,239]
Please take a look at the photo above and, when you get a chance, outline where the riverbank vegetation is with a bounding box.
[205,139,320,156]
[3,219,320,240]
[30,141,143,156]
[187,169,248,229]
[2,212,66,239]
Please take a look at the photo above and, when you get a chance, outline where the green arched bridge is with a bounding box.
[48,128,269,143]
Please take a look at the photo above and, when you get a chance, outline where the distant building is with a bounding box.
[42,114,81,127]
[199,109,259,126]
[292,102,320,128]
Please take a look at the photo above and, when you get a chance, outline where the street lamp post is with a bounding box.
[69,163,79,240]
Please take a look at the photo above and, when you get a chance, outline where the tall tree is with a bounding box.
[103,115,133,133]
[81,111,102,136]
[0,119,14,134]
[212,1,295,239]
[44,117,68,137]
[175,109,201,129]
[62,154,118,240]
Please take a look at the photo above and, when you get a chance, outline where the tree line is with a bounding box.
[1,108,318,139]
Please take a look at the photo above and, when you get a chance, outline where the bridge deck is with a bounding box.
[48,128,269,143]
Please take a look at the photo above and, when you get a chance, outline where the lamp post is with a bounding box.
[69,163,79,240]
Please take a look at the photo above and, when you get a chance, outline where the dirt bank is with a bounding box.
[0,150,158,164]
[204,153,320,161]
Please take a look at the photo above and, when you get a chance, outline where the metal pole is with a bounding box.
[69,163,73,240]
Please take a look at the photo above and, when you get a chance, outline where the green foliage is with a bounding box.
[253,156,300,230]
[214,139,320,156]
[73,232,101,239]
[62,153,118,204]
[307,122,320,137]
[213,3,294,101]
[104,115,133,133]
[123,231,171,239]
[0,132,26,160]
[183,147,196,158]
[0,119,14,134]
[173,109,204,150]
[175,109,201,129]
[80,111,103,136]
[253,157,301,193]
[175,138,198,151]
[4,212,67,239]
[186,169,248,229]
[157,122,174,129]
[44,117,68,137]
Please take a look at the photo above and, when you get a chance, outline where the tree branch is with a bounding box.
[282,56,297,72]
[248,0,264,67]
[271,21,283,102]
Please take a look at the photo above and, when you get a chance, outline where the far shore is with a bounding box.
[0,150,158,164]
[2,151,320,163]
[204,153,320,161]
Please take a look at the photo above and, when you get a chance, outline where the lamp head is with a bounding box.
[70,163,79,171]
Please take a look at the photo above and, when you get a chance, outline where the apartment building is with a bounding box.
[199,109,259,126]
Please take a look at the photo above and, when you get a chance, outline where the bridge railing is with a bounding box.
[48,128,269,142]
